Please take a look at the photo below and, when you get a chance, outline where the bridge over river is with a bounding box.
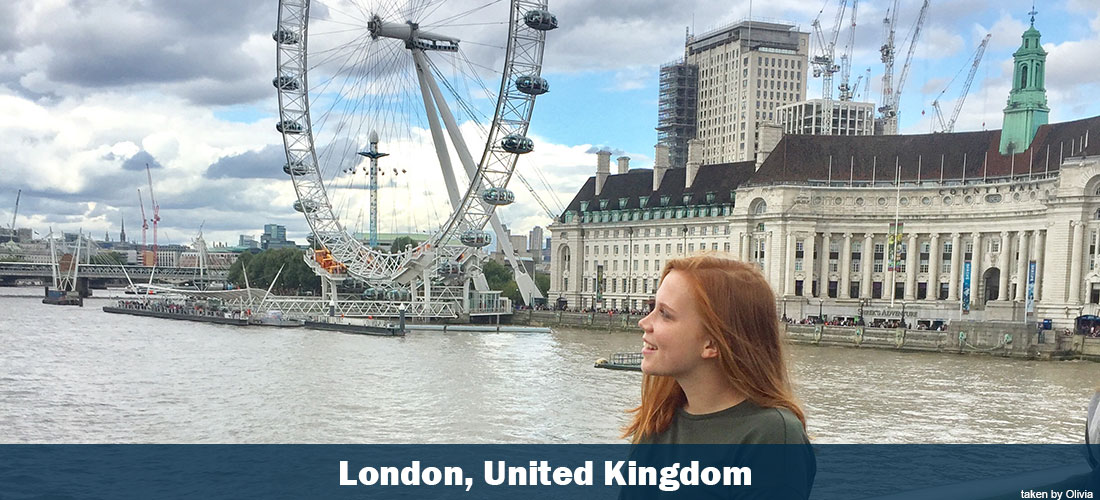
[0,262,228,286]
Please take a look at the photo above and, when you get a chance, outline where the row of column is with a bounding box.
[783,229,1046,302]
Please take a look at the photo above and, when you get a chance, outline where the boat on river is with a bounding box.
[594,352,641,371]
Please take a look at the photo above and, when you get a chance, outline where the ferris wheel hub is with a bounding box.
[368,16,460,52]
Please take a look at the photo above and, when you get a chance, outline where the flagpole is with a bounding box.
[890,157,902,307]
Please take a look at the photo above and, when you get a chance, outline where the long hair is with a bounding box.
[622,254,805,442]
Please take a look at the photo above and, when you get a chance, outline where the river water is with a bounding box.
[1,289,1095,444]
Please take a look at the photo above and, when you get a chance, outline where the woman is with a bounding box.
[619,255,814,498]
[624,255,809,445]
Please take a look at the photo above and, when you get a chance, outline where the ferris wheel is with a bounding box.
[273,0,556,299]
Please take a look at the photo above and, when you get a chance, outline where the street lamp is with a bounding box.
[818,298,824,323]
[900,301,907,329]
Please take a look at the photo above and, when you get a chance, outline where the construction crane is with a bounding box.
[932,33,992,133]
[892,0,931,132]
[877,0,930,134]
[138,188,149,265]
[837,0,859,101]
[145,164,160,266]
[810,0,847,133]
[877,0,901,133]
[8,189,20,243]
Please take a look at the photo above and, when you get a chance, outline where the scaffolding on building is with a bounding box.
[656,59,698,169]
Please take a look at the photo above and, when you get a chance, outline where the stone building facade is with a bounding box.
[549,23,1099,328]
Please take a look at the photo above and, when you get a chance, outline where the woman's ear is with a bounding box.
[701,338,720,359]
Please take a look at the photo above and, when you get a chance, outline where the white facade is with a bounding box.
[549,153,1100,328]
[687,21,809,164]
[777,99,875,136]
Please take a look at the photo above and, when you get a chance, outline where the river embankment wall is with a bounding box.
[507,310,1100,360]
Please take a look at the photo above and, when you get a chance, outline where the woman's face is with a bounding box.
[638,270,714,377]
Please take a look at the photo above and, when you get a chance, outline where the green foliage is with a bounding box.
[481,259,513,290]
[227,248,319,295]
[501,279,521,304]
[534,272,550,296]
[390,236,416,253]
[98,251,127,265]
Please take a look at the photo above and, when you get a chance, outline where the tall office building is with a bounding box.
[686,21,809,164]
[528,226,544,263]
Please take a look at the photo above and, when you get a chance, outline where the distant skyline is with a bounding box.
[1,0,1098,246]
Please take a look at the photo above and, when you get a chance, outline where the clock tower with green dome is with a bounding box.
[999,7,1049,155]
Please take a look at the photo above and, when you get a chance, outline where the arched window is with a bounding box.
[1020,65,1029,89]
[750,198,768,215]
[1094,208,1100,220]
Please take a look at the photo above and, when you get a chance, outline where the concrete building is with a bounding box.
[528,226,545,264]
[777,99,875,136]
[261,224,297,250]
[686,20,809,165]
[549,21,1100,328]
[239,235,259,249]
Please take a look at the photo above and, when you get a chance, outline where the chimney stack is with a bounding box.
[595,150,612,196]
[653,144,670,191]
[616,156,630,174]
[685,139,703,189]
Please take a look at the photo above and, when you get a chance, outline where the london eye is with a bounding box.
[274,0,555,310]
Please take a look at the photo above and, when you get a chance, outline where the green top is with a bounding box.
[641,399,809,445]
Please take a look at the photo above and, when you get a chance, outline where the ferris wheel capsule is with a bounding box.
[283,161,309,176]
[272,28,300,44]
[385,288,412,301]
[276,120,303,134]
[437,262,463,276]
[361,287,383,300]
[460,230,492,248]
[523,10,558,31]
[293,199,319,213]
[515,75,549,95]
[500,134,534,154]
[481,187,515,206]
[272,75,300,91]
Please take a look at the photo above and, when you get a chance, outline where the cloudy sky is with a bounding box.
[1,0,1098,249]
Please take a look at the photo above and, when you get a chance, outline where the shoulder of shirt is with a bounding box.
[742,405,806,445]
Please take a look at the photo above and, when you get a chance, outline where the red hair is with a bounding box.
[622,255,805,442]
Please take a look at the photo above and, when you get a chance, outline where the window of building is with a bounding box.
[917,282,927,300]
[894,282,904,300]
[920,243,930,273]
[850,281,860,299]
[872,281,883,299]
[874,243,885,272]
[939,282,950,300]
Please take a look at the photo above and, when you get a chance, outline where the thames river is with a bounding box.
[0,289,1095,444]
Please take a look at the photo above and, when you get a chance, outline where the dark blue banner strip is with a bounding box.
[0,444,1096,499]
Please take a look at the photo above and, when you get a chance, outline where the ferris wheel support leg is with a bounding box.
[415,50,544,306]
[412,49,464,211]
[422,268,432,306]
[322,275,337,317]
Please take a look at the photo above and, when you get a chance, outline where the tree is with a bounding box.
[534,272,550,297]
[227,249,320,295]
[481,259,512,290]
[390,236,416,253]
[97,251,127,265]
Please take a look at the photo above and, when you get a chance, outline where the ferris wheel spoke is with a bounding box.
[421,0,503,28]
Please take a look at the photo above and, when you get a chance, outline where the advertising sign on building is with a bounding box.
[961,261,972,314]
[887,222,904,272]
[1026,261,1036,314]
